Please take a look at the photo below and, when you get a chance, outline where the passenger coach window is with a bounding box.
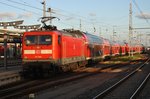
[39,35,52,45]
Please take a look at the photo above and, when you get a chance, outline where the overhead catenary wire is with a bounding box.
[4,0,92,28]
[0,0,130,35]
[5,0,115,27]
[6,0,87,20]
[6,0,95,24]
[6,0,47,13]
[1,0,138,29]
[133,0,150,26]
[0,1,41,16]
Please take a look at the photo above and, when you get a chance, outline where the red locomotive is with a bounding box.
[22,28,88,75]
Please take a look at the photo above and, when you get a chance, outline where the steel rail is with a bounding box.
[130,72,150,99]
[93,58,150,99]
[0,61,134,98]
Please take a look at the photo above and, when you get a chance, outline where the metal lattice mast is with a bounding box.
[129,0,133,56]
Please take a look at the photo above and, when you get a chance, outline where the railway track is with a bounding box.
[0,59,22,87]
[0,58,145,99]
[0,57,142,88]
[130,72,150,99]
[0,59,22,67]
[0,71,21,86]
[93,58,150,99]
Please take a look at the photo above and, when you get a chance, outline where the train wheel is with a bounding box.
[78,61,87,67]
[69,63,78,71]
[60,65,70,72]
[50,64,62,74]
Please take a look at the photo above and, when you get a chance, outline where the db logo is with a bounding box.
[35,50,41,54]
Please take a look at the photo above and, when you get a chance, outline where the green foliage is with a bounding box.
[102,54,144,65]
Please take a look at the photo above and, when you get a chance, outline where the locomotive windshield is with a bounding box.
[25,35,52,45]
[25,36,36,45]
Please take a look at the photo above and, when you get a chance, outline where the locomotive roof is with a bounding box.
[24,29,84,38]
[61,29,84,38]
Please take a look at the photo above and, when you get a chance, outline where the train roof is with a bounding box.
[109,40,129,47]
[61,29,84,38]
[84,32,105,44]
[101,38,110,45]
[24,29,85,39]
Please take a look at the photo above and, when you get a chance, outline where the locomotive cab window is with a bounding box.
[25,36,37,45]
[39,35,52,45]
[25,35,52,45]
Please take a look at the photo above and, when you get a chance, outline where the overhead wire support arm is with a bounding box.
[133,27,150,30]
[133,0,150,26]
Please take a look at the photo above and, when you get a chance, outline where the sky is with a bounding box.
[0,0,150,45]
